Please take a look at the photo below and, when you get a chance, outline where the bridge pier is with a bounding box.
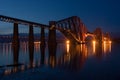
[40,27,45,65]
[28,25,34,68]
[94,28,103,43]
[48,21,57,67]
[29,25,34,47]
[12,23,19,71]
[48,21,57,46]
[13,23,19,64]
[13,23,19,46]
[40,27,45,47]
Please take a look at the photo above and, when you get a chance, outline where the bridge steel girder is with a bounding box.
[57,24,61,29]
[79,22,88,43]
[0,15,49,28]
[68,20,72,30]
[64,22,68,30]
[71,18,78,37]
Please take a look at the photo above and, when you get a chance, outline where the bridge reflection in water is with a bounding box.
[0,41,111,75]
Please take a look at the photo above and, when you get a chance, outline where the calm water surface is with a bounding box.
[0,41,120,80]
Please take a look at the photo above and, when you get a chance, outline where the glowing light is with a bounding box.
[104,41,106,44]
[103,41,107,53]
[92,40,96,44]
[66,40,70,62]
[66,43,70,53]
[34,41,41,44]
[80,41,83,43]
[66,40,70,44]
[104,37,107,40]
[109,41,112,44]
[109,43,112,52]
[103,40,112,53]
[85,34,87,37]
[92,40,96,53]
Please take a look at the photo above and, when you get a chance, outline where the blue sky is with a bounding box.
[0,0,120,34]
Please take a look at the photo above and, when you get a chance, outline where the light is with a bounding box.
[34,41,41,44]
[104,37,107,40]
[103,40,112,53]
[104,41,106,44]
[92,40,96,44]
[66,40,70,44]
[66,40,70,54]
[103,41,107,53]
[92,40,96,53]
[85,34,87,37]
[80,41,83,43]
[109,41,112,44]
[66,42,70,53]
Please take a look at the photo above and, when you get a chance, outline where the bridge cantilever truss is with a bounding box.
[55,16,88,43]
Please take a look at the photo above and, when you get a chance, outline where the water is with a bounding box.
[0,41,120,80]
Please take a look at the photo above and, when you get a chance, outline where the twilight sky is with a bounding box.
[0,0,120,34]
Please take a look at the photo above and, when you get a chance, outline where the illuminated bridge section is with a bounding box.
[55,16,87,44]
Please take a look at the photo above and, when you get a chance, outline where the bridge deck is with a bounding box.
[0,15,49,28]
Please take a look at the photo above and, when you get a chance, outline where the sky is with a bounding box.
[0,0,120,34]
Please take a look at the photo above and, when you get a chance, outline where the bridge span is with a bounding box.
[0,15,111,45]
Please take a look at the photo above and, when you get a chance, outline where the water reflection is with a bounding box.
[103,41,112,53]
[48,43,57,68]
[0,40,112,75]
[28,41,34,68]
[40,42,45,65]
[57,41,112,71]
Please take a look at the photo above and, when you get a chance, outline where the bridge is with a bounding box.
[0,15,111,70]
[0,15,111,45]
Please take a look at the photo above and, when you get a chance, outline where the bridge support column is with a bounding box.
[29,25,34,47]
[40,27,45,47]
[13,23,19,46]
[29,25,34,68]
[12,23,19,70]
[48,21,57,67]
[94,28,102,43]
[40,27,45,65]
[48,21,57,46]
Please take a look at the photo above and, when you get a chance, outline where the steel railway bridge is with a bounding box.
[0,15,111,68]
[0,15,110,45]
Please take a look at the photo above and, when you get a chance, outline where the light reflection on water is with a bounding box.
[0,41,112,75]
